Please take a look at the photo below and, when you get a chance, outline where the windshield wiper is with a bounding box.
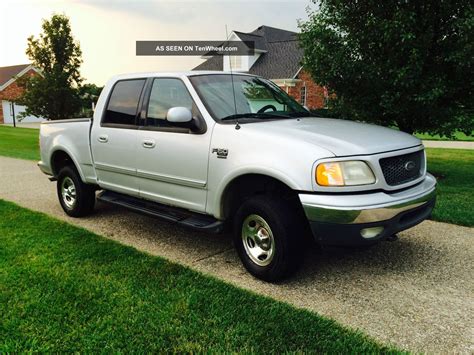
[220,112,292,121]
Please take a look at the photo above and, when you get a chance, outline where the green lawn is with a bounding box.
[0,126,472,226]
[0,199,396,352]
[0,126,40,160]
[415,131,474,141]
[426,148,474,227]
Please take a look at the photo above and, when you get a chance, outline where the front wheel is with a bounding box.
[233,195,305,282]
[57,165,96,217]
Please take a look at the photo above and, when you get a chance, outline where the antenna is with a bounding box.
[225,24,240,130]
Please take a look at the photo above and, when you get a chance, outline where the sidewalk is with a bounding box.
[423,140,474,150]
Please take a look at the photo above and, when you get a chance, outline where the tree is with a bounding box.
[77,83,103,117]
[299,0,474,136]
[18,14,83,120]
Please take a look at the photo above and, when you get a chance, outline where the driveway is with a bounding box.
[0,156,472,353]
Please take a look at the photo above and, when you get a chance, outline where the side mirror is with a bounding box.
[166,107,193,123]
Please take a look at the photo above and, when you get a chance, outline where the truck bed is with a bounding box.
[38,118,97,184]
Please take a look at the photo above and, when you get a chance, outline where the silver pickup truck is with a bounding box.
[39,71,436,281]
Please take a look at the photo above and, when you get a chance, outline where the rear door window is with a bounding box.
[103,79,146,126]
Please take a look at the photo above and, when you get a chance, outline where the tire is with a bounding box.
[233,195,305,282]
[57,165,95,217]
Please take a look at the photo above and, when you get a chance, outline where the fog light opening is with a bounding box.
[360,226,385,239]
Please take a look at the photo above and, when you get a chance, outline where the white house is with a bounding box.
[0,64,44,124]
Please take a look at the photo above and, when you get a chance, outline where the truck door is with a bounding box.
[90,79,146,196]
[135,77,211,212]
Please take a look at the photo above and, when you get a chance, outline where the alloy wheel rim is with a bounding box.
[61,177,77,209]
[241,214,275,266]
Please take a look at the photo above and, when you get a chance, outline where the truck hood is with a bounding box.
[245,117,422,156]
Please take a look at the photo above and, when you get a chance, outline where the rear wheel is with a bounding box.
[233,195,305,282]
[57,165,95,217]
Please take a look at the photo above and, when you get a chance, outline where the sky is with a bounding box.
[0,0,311,85]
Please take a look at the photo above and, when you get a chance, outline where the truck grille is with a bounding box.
[379,150,424,186]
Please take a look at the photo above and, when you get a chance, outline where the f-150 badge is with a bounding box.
[212,148,228,159]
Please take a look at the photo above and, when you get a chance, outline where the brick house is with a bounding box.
[0,64,43,124]
[193,26,327,110]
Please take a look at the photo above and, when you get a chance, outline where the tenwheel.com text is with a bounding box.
[136,40,255,56]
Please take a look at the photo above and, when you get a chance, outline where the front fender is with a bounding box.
[208,165,302,219]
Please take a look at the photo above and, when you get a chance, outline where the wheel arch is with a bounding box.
[219,173,303,221]
[50,148,85,182]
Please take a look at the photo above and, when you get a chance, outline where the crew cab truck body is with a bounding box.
[39,71,436,281]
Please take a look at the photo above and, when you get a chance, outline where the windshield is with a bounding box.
[189,74,310,121]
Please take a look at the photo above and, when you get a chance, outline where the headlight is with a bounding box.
[316,161,375,186]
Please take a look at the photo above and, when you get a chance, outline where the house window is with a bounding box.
[229,56,242,70]
[300,86,307,106]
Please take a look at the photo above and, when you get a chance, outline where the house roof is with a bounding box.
[249,25,298,42]
[193,55,223,71]
[192,26,302,79]
[232,31,268,51]
[248,40,303,79]
[0,64,31,87]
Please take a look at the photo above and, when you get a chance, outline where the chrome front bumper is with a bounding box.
[300,173,436,224]
[299,174,436,246]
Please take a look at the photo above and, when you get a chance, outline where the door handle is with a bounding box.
[98,135,108,143]
[142,139,156,148]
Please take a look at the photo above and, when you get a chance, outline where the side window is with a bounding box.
[146,78,194,127]
[103,79,145,126]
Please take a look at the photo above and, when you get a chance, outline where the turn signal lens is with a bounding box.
[316,162,344,186]
[316,161,375,186]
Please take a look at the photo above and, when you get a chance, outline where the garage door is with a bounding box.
[1,100,45,123]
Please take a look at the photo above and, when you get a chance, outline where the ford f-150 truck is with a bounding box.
[39,71,436,281]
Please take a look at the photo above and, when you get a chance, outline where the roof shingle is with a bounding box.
[250,25,298,43]
[233,31,267,51]
[193,55,223,71]
[0,64,30,87]
[248,40,303,79]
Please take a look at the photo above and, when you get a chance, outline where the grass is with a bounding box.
[415,131,474,141]
[426,148,474,227]
[0,126,40,160]
[0,126,472,226]
[0,199,397,352]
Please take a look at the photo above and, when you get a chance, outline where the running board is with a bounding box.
[97,191,224,233]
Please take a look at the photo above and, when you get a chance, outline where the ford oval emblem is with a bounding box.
[404,160,416,171]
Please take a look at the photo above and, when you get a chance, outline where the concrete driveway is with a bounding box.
[0,156,472,353]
